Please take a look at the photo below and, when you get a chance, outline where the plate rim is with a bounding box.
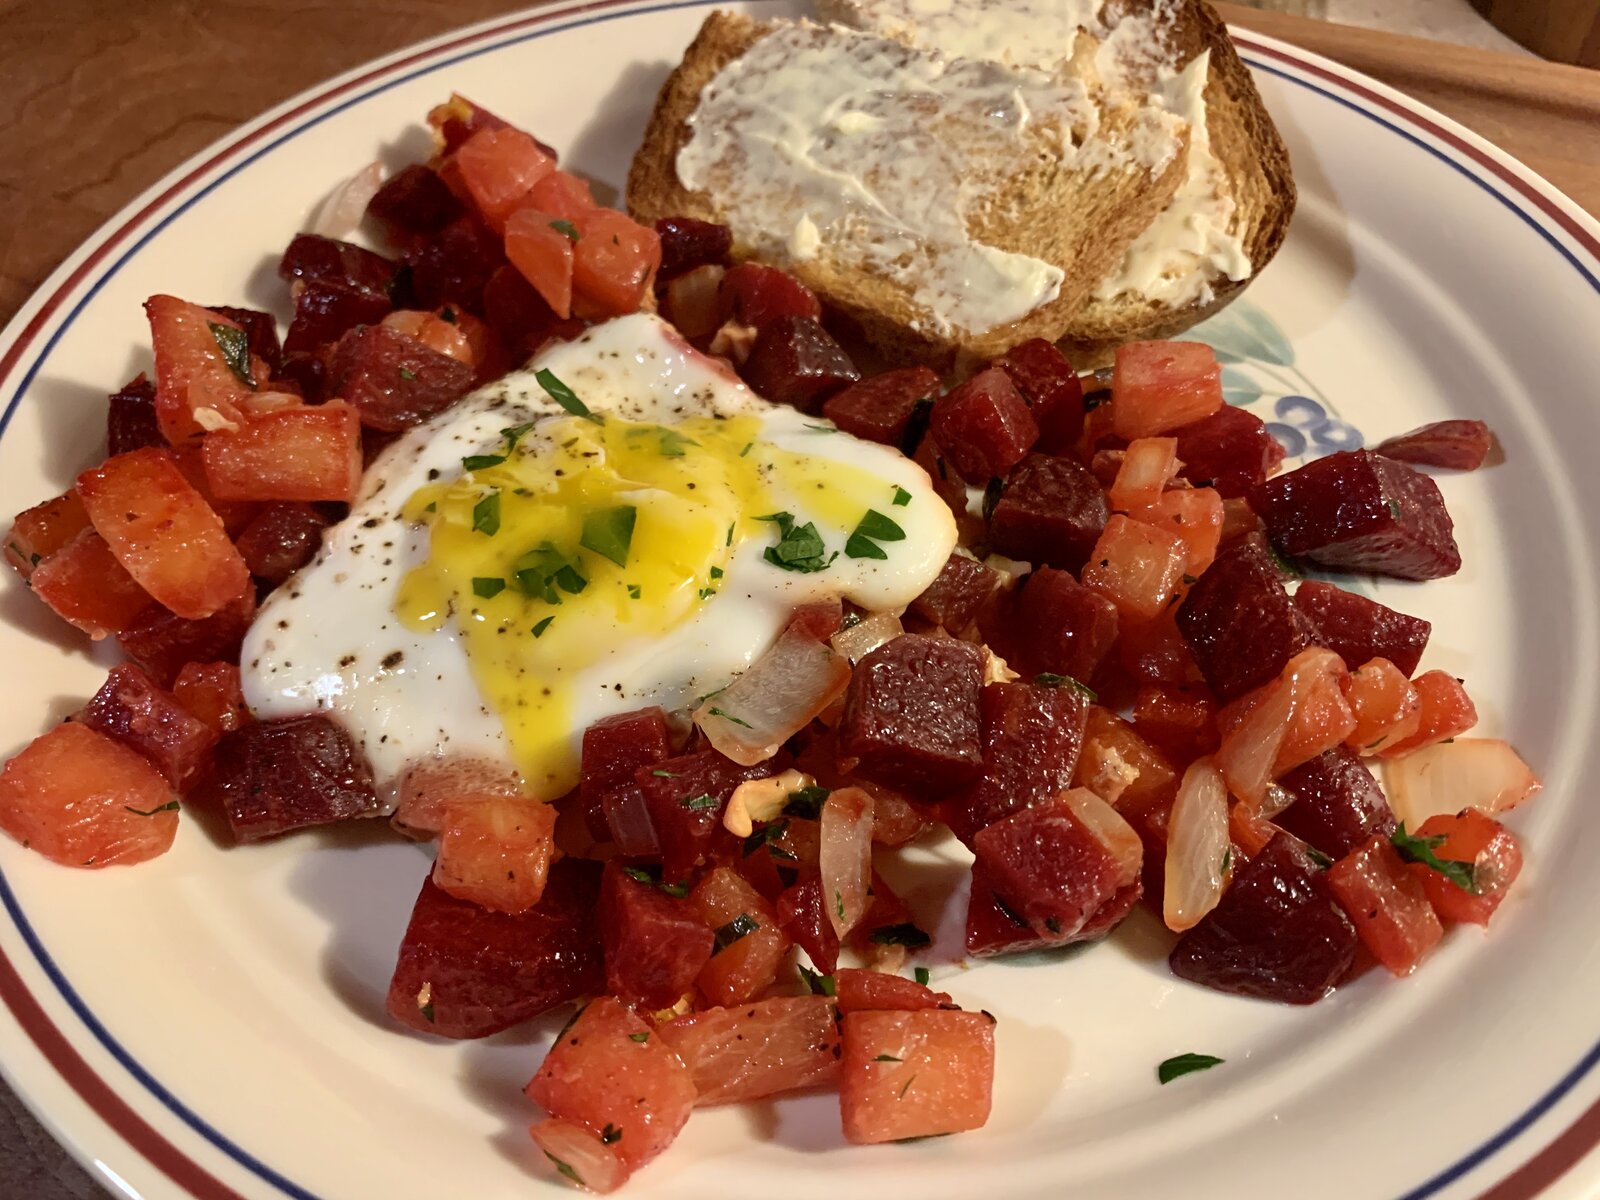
[0,3,1597,1198]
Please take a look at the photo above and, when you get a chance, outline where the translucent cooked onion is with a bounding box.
[308,160,384,239]
[1216,678,1292,804]
[819,786,874,940]
[1061,788,1142,887]
[1164,757,1231,933]
[829,611,903,664]
[694,626,852,766]
[1382,738,1542,828]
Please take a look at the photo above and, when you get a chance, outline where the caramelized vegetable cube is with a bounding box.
[202,400,363,502]
[118,593,255,687]
[907,552,998,633]
[655,216,733,280]
[690,867,790,1006]
[581,707,672,850]
[144,296,257,442]
[1171,404,1281,498]
[1293,580,1431,677]
[1176,535,1317,701]
[1081,514,1189,622]
[367,164,464,239]
[658,995,839,1105]
[171,662,249,734]
[5,490,89,582]
[234,503,329,586]
[106,375,163,456]
[433,796,558,914]
[30,530,154,639]
[528,1119,630,1195]
[571,207,661,318]
[1408,810,1521,925]
[1276,745,1395,861]
[1373,419,1492,470]
[840,1009,995,1144]
[775,876,839,973]
[598,860,713,1010]
[1328,835,1442,975]
[822,367,939,447]
[994,338,1085,453]
[1112,341,1223,439]
[403,215,506,312]
[717,263,821,328]
[740,316,860,412]
[636,748,774,880]
[997,567,1120,684]
[78,663,218,790]
[838,635,983,793]
[834,967,952,1013]
[930,367,1039,484]
[328,325,476,432]
[208,714,379,842]
[283,279,393,356]
[987,453,1108,572]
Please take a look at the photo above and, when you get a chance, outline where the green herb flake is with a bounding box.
[804,422,836,433]
[1306,847,1333,869]
[1267,540,1304,579]
[472,577,506,599]
[514,541,588,601]
[628,1032,650,1043]
[869,923,932,949]
[1221,846,1232,873]
[698,587,717,600]
[739,441,754,457]
[845,508,907,561]
[536,368,600,423]
[726,522,736,547]
[207,322,255,389]
[914,967,931,987]
[398,366,417,382]
[550,218,580,241]
[892,485,912,507]
[472,491,501,536]
[798,964,836,996]
[1386,499,1403,520]
[623,866,654,885]
[708,706,752,729]
[709,566,724,581]
[784,785,830,820]
[580,505,637,567]
[656,428,698,457]
[1157,1053,1224,1084]
[600,1123,622,1145]
[439,306,458,324]
[680,793,719,812]
[899,1074,918,1099]
[713,912,759,953]
[462,453,507,471]
[658,880,689,898]
[531,616,555,638]
[874,1054,903,1062]
[651,769,679,778]
[835,890,846,921]
[627,584,642,599]
[544,1151,584,1186]
[124,800,180,817]
[1181,573,1199,585]
[501,421,537,450]
[757,512,835,573]
[1391,822,1477,892]
[1034,672,1098,701]
[420,1001,435,1024]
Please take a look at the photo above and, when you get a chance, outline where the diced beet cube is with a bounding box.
[970,792,1123,935]
[837,635,983,793]
[598,860,713,1009]
[283,279,392,356]
[987,454,1109,572]
[908,553,998,633]
[1176,535,1317,702]
[1293,580,1431,678]
[208,715,380,842]
[206,306,282,376]
[994,338,1085,454]
[581,708,672,850]
[1009,567,1120,683]
[118,593,256,687]
[717,263,822,328]
[655,216,733,280]
[965,865,1139,956]
[386,861,601,1039]
[740,316,860,412]
[1169,833,1357,1004]
[481,264,582,364]
[235,503,329,587]
[107,375,163,456]
[403,215,506,311]
[636,749,775,880]
[1251,450,1462,580]
[776,876,840,973]
[822,368,939,447]
[946,681,1090,846]
[278,233,399,298]
[1373,420,1492,471]
[328,324,476,432]
[78,663,218,791]
[1172,405,1280,499]
[275,351,326,404]
[367,164,464,239]
[930,368,1039,483]
[1275,745,1396,860]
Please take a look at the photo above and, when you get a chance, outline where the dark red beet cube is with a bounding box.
[776,877,840,973]
[235,503,329,587]
[946,680,1090,846]
[279,233,399,298]
[994,339,1085,454]
[209,715,380,842]
[328,324,476,432]
[598,860,714,1009]
[403,215,506,312]
[636,749,777,881]
[1293,580,1431,677]
[970,792,1122,936]
[283,279,393,356]
[1275,746,1395,860]
[1176,535,1317,702]
[822,368,939,448]
[1373,420,1492,471]
[740,316,860,412]
[107,375,163,456]
[367,164,464,239]
[837,635,983,794]
[386,861,602,1039]
[481,264,582,364]
[1012,567,1120,683]
[118,594,256,687]
[1251,450,1461,580]
[717,263,821,328]
[987,454,1109,573]
[581,707,672,851]
[930,368,1039,484]
[656,216,733,280]
[206,305,282,376]
[908,553,998,633]
[965,866,1139,957]
[1169,833,1357,1004]
[78,663,219,790]
[1172,405,1281,499]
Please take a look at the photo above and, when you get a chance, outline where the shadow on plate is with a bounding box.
[564,59,679,201]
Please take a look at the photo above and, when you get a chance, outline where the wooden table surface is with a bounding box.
[0,2,1597,1196]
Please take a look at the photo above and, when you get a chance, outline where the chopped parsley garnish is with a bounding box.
[501,421,537,450]
[514,542,587,601]
[398,366,416,381]
[627,584,642,599]
[1267,540,1304,578]
[899,1074,918,1099]
[784,785,830,820]
[207,322,255,389]
[757,512,835,573]
[600,1123,622,1145]
[623,864,689,897]
[680,793,719,811]
[892,485,912,507]
[869,923,932,949]
[1386,499,1403,520]
[1157,1053,1224,1084]
[744,820,798,861]
[651,769,679,778]
[914,966,931,987]
[439,306,457,324]
[1391,822,1477,892]
[550,218,580,241]
[472,491,501,536]
[835,890,846,920]
[739,441,754,457]
[656,428,698,457]
[544,1151,583,1186]
[580,505,637,567]
[726,522,736,547]
[845,508,906,560]
[462,453,506,471]
[472,577,506,598]
[124,800,180,817]
[707,706,751,728]
[1034,672,1098,701]
[1306,847,1333,869]
[798,964,835,996]
[659,880,689,898]
[1221,846,1232,873]
[698,587,717,600]
[713,912,759,953]
[874,1054,903,1062]
[536,368,599,422]
[531,616,555,638]
[804,422,836,433]
[709,566,724,581]
[1181,573,1199,585]
[628,1031,650,1043]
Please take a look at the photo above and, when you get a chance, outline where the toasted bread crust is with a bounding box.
[626,11,1191,367]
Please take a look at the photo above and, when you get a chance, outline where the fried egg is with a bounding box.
[242,314,956,797]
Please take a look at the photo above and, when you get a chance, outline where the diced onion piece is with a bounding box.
[694,627,852,765]
[982,647,1019,685]
[722,769,815,838]
[1273,648,1355,775]
[1382,738,1542,828]
[1075,739,1140,808]
[1342,658,1422,753]
[1061,787,1143,887]
[1164,757,1231,932]
[529,1118,631,1194]
[308,161,384,239]
[1216,677,1293,805]
[830,611,903,665]
[819,786,874,940]
[663,264,725,340]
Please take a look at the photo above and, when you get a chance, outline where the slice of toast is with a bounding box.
[626,11,1191,366]
[821,0,1296,366]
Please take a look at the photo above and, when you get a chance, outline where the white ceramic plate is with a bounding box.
[2,3,1599,1198]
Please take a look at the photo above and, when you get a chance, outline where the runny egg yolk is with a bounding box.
[395,412,896,796]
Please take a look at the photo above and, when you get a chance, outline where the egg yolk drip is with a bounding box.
[396,412,895,795]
